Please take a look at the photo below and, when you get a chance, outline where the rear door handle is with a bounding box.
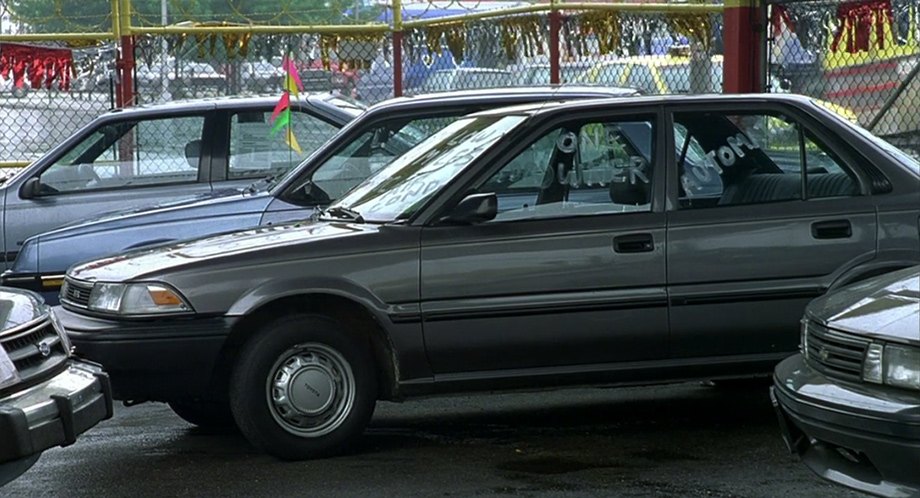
[811,220,852,239]
[614,233,654,253]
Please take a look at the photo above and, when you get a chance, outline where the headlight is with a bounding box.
[862,342,920,391]
[87,282,192,315]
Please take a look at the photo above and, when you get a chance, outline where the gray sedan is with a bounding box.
[55,94,920,461]
[772,266,920,497]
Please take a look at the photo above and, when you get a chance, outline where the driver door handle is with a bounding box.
[811,220,852,239]
[614,233,654,253]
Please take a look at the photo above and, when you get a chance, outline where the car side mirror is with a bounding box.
[443,192,497,225]
[19,177,41,199]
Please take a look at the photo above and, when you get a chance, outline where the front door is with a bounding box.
[4,113,211,265]
[666,104,877,359]
[420,112,669,376]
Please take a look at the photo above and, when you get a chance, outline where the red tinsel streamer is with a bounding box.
[0,43,74,91]
[771,5,797,35]
[831,0,894,53]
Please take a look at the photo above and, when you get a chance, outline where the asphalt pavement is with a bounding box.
[4,381,866,497]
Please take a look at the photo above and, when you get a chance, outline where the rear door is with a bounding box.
[4,111,213,263]
[420,109,669,375]
[665,102,877,359]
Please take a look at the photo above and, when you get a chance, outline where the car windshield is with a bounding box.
[329,115,527,223]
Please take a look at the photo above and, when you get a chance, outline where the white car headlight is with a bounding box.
[862,342,920,391]
[87,282,192,315]
[884,345,920,391]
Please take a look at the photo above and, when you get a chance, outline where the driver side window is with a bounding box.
[40,116,204,194]
[478,116,657,222]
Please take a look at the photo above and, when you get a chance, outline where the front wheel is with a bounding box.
[229,314,377,460]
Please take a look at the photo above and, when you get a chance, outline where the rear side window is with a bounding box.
[40,115,205,194]
[673,110,860,208]
[228,110,338,180]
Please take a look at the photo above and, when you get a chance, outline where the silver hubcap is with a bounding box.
[267,343,355,438]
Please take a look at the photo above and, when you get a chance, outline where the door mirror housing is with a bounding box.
[443,192,498,225]
[19,177,41,199]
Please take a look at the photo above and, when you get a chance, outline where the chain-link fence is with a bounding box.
[0,0,117,176]
[0,0,820,170]
[391,10,723,102]
[768,0,920,156]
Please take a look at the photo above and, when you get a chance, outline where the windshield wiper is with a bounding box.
[322,205,365,223]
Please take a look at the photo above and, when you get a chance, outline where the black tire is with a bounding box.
[229,313,377,460]
[168,400,237,429]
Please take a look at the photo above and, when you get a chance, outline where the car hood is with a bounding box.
[0,287,46,332]
[39,189,272,241]
[807,266,920,346]
[68,219,376,283]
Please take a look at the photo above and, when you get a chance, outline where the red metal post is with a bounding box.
[393,31,403,97]
[723,0,764,93]
[118,35,136,107]
[116,35,136,176]
[549,8,561,85]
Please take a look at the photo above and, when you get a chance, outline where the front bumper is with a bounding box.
[0,359,113,465]
[772,354,920,497]
[55,306,237,402]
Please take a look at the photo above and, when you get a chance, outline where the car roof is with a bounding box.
[97,92,350,118]
[468,92,821,118]
[366,86,640,113]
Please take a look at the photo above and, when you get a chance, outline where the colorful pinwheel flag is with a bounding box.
[269,54,304,153]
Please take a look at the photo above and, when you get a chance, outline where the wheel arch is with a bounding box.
[212,292,401,403]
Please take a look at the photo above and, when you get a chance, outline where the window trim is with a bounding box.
[215,106,342,183]
[416,106,666,227]
[664,102,874,211]
[33,113,211,198]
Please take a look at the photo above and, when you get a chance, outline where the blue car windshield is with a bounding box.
[330,115,527,223]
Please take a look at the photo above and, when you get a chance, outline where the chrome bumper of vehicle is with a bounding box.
[0,359,113,464]
[772,354,920,498]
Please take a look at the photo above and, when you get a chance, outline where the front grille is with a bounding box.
[805,320,870,382]
[0,317,68,386]
[61,279,93,308]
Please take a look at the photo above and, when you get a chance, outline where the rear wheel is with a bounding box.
[229,313,377,460]
[168,400,236,429]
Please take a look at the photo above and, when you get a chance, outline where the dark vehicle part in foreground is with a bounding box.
[773,266,920,498]
[0,287,112,487]
[4,86,638,304]
[57,94,920,461]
